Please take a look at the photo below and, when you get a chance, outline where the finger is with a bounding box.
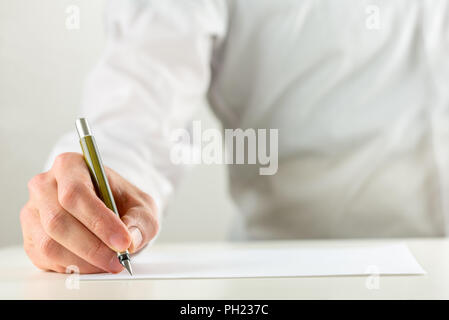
[27,171,52,203]
[121,206,159,253]
[52,153,131,252]
[39,205,124,273]
[33,179,124,273]
[21,205,58,272]
[21,205,104,274]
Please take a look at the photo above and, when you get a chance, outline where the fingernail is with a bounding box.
[130,227,143,252]
[109,234,128,252]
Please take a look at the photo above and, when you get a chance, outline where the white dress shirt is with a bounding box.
[47,0,449,239]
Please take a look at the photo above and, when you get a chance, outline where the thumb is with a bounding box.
[121,207,159,253]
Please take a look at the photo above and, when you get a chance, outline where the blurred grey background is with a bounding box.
[0,0,237,247]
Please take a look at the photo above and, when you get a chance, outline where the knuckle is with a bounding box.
[54,152,74,168]
[23,240,53,272]
[90,215,106,236]
[86,240,108,264]
[19,206,31,224]
[142,210,159,239]
[42,207,67,235]
[39,236,59,259]
[54,152,84,169]
[59,182,86,209]
[27,173,48,193]
[141,192,157,211]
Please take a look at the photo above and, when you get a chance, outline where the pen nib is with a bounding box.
[122,259,133,276]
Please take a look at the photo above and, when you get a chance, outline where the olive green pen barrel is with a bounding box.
[79,136,119,217]
[75,118,132,274]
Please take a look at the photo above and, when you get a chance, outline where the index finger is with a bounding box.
[52,153,131,252]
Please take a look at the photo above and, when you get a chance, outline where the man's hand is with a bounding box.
[20,152,159,274]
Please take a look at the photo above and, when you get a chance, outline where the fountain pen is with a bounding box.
[75,118,133,275]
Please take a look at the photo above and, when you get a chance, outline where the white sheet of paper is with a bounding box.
[81,243,425,281]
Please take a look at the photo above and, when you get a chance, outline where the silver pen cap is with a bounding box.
[75,118,92,139]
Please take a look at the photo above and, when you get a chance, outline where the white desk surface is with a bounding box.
[0,238,448,299]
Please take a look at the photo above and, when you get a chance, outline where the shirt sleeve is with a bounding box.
[45,0,228,217]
